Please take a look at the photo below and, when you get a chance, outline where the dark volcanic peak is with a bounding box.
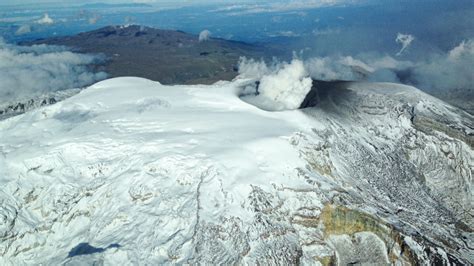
[29,25,268,85]
[79,25,196,42]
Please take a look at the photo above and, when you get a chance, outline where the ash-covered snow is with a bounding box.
[0,76,472,264]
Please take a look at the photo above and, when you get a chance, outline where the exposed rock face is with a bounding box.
[297,80,473,264]
[0,78,472,264]
[0,89,80,120]
[328,232,389,265]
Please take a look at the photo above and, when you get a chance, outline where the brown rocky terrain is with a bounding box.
[29,25,270,85]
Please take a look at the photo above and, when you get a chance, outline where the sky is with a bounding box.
[0,0,354,7]
[0,0,255,5]
[0,0,472,108]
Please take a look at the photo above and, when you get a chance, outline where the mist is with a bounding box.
[0,39,107,104]
[237,37,474,112]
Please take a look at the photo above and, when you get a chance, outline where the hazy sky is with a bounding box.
[0,0,471,104]
[0,0,253,5]
[0,0,347,6]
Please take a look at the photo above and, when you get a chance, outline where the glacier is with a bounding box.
[0,76,472,265]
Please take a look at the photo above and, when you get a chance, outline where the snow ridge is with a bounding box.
[0,77,472,265]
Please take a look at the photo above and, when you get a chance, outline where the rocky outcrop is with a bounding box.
[0,89,80,120]
[297,81,473,264]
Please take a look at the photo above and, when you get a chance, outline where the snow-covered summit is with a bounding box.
[0,77,472,264]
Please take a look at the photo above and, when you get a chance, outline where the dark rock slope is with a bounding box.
[28,25,268,85]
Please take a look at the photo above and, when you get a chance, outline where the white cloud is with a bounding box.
[448,39,474,60]
[0,16,38,23]
[269,31,301,37]
[237,34,473,96]
[299,38,474,93]
[237,57,271,80]
[238,58,312,111]
[199,30,211,42]
[413,39,474,92]
[88,14,101,25]
[0,39,107,103]
[304,57,359,80]
[36,13,54,25]
[303,54,410,81]
[212,0,355,16]
[312,28,340,36]
[15,25,32,35]
[395,33,415,56]
[124,16,135,25]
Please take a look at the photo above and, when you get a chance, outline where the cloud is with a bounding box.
[236,57,271,80]
[238,37,473,110]
[76,9,101,25]
[212,0,355,16]
[299,38,474,94]
[335,40,474,93]
[237,58,312,111]
[411,39,474,92]
[269,31,301,38]
[199,30,211,42]
[124,16,135,25]
[395,33,415,56]
[303,56,360,80]
[36,13,54,25]
[448,39,474,60]
[88,14,101,25]
[307,54,414,81]
[15,25,32,35]
[0,16,38,23]
[0,39,107,104]
[312,28,340,36]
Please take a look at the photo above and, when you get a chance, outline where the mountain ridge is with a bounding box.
[0,77,471,264]
[27,25,270,85]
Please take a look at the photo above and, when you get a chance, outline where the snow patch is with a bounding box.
[135,97,171,113]
[53,103,96,123]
